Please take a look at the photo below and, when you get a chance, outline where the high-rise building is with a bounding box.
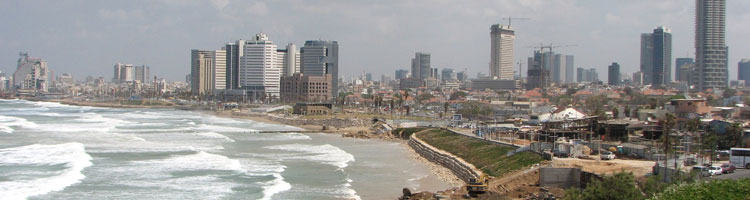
[113,63,134,83]
[456,71,467,82]
[13,52,49,92]
[240,33,281,99]
[365,73,372,82]
[301,40,339,96]
[640,33,654,85]
[577,68,584,83]
[608,62,621,86]
[489,24,515,80]
[565,55,575,83]
[278,43,300,77]
[191,49,226,95]
[552,54,565,83]
[395,69,409,80]
[410,52,430,80]
[225,40,244,90]
[696,0,728,90]
[641,26,672,86]
[441,68,456,81]
[633,71,644,85]
[652,26,672,85]
[739,59,750,86]
[526,51,549,89]
[431,68,439,79]
[675,58,694,82]
[135,65,150,83]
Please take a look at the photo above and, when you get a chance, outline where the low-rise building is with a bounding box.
[293,103,333,115]
[280,73,332,103]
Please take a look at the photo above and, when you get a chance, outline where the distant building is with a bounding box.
[191,49,226,95]
[696,0,728,90]
[381,75,392,84]
[456,71,467,82]
[278,43,300,77]
[113,63,134,83]
[280,73,332,103]
[12,52,49,92]
[239,33,281,99]
[58,73,74,85]
[301,40,339,96]
[489,24,515,80]
[633,71,644,85]
[608,62,621,86]
[526,51,550,89]
[364,73,372,82]
[675,58,694,82]
[565,55,575,83]
[739,59,750,86]
[399,78,424,90]
[440,68,456,82]
[395,69,409,80]
[641,26,672,86]
[468,79,518,90]
[135,65,150,83]
[411,52,430,80]
[577,68,584,83]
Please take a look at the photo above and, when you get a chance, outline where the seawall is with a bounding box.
[408,133,482,183]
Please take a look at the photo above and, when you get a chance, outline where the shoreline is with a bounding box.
[23,98,462,194]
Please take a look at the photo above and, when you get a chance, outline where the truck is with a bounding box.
[466,174,489,197]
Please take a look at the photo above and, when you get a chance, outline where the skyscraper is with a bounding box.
[13,52,49,92]
[577,68,584,83]
[410,52,430,80]
[113,63,134,83]
[641,26,672,86]
[489,24,515,80]
[675,58,694,82]
[739,59,750,86]
[696,0,728,90]
[652,26,672,85]
[225,40,244,89]
[552,54,565,83]
[441,68,456,81]
[565,55,575,83]
[241,33,281,99]
[278,43,300,77]
[640,33,654,85]
[395,69,409,80]
[135,65,150,83]
[191,50,220,95]
[301,40,339,96]
[608,62,621,86]
[526,51,549,89]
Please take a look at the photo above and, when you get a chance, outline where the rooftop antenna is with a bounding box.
[501,17,530,27]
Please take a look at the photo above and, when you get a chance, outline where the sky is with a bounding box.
[0,0,748,82]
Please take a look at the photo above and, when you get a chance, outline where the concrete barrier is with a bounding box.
[408,134,482,182]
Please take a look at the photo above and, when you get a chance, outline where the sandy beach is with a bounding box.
[33,98,463,194]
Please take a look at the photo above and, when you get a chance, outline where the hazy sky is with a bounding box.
[0,0,748,82]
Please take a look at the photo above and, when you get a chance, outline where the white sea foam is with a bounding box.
[260,173,292,200]
[0,143,93,200]
[193,132,235,142]
[265,144,355,169]
[0,115,39,133]
[132,151,243,172]
[239,133,312,141]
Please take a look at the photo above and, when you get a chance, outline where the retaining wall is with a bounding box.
[408,134,482,183]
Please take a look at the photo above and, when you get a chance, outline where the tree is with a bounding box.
[724,122,742,148]
[723,87,737,99]
[661,113,676,182]
[443,102,449,116]
[612,107,620,119]
[563,172,642,200]
[585,95,608,116]
[623,87,633,96]
[416,93,434,103]
[623,106,631,118]
[449,91,466,100]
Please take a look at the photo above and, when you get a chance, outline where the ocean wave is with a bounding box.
[193,132,235,142]
[265,144,355,169]
[0,115,39,133]
[0,142,93,200]
[260,173,292,200]
[196,124,258,133]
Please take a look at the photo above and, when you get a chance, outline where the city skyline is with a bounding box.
[0,1,749,82]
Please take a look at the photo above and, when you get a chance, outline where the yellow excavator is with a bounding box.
[466,174,489,197]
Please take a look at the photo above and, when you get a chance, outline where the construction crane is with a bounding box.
[527,43,577,54]
[501,17,530,27]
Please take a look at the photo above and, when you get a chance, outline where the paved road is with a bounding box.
[711,168,750,180]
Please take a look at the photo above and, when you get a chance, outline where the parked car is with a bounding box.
[709,166,723,176]
[692,166,710,177]
[720,163,736,174]
[600,151,616,160]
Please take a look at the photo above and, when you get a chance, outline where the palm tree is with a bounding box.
[661,113,676,182]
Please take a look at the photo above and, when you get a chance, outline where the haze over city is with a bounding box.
[1,0,748,81]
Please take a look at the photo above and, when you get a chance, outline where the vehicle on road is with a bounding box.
[600,151,616,160]
[720,163,736,174]
[709,166,723,176]
[729,148,750,169]
[692,166,711,177]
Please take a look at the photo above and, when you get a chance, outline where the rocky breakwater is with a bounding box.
[231,112,369,129]
[408,133,482,183]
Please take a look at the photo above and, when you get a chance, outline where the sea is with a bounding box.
[0,99,449,200]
